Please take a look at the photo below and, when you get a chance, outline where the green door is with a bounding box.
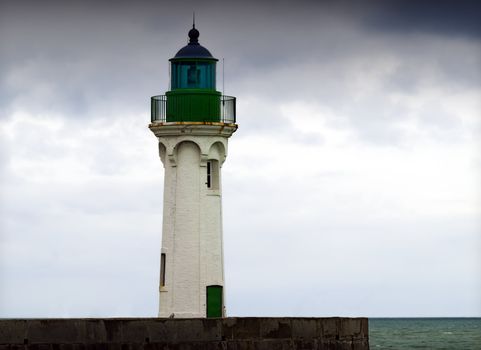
[206,285,223,318]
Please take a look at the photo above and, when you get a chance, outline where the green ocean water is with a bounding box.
[369,318,481,349]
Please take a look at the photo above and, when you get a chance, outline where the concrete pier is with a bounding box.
[0,317,368,349]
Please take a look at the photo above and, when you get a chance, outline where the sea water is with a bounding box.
[369,318,481,349]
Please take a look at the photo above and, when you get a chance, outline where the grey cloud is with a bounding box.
[362,0,481,40]
[0,174,162,317]
[223,195,481,316]
[1,0,480,318]
[2,0,479,145]
[0,0,186,121]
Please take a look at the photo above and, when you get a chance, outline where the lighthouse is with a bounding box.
[149,24,237,318]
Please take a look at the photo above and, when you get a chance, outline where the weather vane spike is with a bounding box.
[193,11,195,29]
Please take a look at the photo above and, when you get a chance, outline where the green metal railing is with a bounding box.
[151,95,236,124]
[151,95,167,122]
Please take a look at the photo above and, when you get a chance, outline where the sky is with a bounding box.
[0,0,480,318]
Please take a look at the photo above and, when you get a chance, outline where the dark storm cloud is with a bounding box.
[0,0,186,120]
[364,0,481,40]
[1,0,479,143]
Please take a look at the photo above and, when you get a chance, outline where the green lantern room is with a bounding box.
[151,25,236,124]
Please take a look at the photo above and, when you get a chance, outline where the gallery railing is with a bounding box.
[151,95,236,124]
[151,95,167,123]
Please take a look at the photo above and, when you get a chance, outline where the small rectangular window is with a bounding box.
[206,160,219,190]
[160,253,166,287]
[212,160,219,190]
[206,161,212,188]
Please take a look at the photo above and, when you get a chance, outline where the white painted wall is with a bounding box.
[150,124,236,318]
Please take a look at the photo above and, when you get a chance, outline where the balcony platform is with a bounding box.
[151,95,236,124]
[149,121,238,138]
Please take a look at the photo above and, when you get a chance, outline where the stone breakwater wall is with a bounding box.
[0,317,369,350]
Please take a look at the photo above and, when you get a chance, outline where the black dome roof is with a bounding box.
[172,25,216,60]
[174,44,214,58]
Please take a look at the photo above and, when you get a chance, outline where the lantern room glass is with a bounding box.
[171,61,216,90]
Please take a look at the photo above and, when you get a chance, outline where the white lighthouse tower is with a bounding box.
[149,24,237,318]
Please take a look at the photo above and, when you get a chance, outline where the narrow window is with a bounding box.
[206,161,212,188]
[206,160,219,189]
[160,253,166,287]
[211,160,219,190]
